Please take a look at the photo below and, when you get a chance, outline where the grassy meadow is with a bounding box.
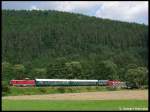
[2,100,148,111]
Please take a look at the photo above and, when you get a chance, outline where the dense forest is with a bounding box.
[2,10,148,87]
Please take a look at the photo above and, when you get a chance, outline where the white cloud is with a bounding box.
[50,1,148,24]
[95,1,148,24]
[30,5,39,10]
[52,1,100,13]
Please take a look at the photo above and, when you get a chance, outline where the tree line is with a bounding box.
[2,10,148,88]
[2,59,148,88]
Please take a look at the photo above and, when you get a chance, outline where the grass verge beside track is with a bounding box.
[4,86,122,96]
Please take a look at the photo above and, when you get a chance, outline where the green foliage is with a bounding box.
[2,10,148,65]
[57,87,65,93]
[2,81,10,96]
[65,61,82,79]
[2,10,148,84]
[4,86,124,96]
[125,67,148,88]
[2,62,13,81]
[106,86,120,91]
[12,64,25,79]
[94,60,118,80]
[39,88,47,93]
[46,62,67,79]
[31,68,47,78]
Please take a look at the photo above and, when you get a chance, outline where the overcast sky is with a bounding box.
[2,1,148,25]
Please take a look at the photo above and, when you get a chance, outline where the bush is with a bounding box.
[57,87,65,93]
[39,88,47,93]
[67,88,73,93]
[141,85,148,89]
[2,81,10,96]
[86,86,92,90]
[106,86,118,91]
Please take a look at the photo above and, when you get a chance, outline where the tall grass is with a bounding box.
[3,86,123,96]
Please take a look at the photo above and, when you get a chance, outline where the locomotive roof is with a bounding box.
[11,80,34,81]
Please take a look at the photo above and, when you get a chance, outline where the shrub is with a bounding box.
[106,86,118,91]
[67,88,73,93]
[141,85,148,89]
[57,87,65,93]
[39,88,47,93]
[2,81,10,96]
[86,86,91,90]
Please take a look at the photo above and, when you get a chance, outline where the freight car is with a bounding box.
[10,79,125,87]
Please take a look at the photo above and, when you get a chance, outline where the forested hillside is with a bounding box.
[2,10,148,86]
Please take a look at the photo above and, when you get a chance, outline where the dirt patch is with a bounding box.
[2,90,148,100]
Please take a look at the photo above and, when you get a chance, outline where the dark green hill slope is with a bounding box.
[2,10,148,82]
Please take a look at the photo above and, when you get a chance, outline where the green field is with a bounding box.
[2,100,148,111]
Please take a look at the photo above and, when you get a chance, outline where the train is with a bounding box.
[10,79,127,88]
